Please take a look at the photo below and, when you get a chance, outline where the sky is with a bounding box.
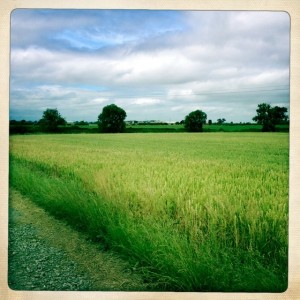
[10,9,290,123]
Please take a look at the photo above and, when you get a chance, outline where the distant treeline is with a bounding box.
[9,120,98,134]
[9,119,289,135]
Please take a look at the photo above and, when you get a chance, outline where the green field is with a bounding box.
[9,133,289,291]
[125,123,289,133]
[9,123,289,134]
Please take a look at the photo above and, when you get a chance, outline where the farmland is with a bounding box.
[9,122,289,134]
[9,132,289,292]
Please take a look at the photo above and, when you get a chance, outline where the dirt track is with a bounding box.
[8,189,148,291]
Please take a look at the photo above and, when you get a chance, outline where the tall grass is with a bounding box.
[9,133,289,291]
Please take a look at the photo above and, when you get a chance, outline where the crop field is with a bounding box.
[9,132,289,292]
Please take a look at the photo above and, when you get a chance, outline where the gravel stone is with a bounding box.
[8,222,93,291]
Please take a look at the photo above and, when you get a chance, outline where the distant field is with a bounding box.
[78,123,289,131]
[9,133,289,291]
[9,123,289,134]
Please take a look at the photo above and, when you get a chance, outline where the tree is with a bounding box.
[217,118,226,125]
[74,120,89,126]
[39,108,66,132]
[184,110,207,132]
[272,106,289,124]
[252,103,288,132]
[98,104,127,133]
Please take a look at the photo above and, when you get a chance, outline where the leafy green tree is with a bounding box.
[184,110,207,132]
[39,108,66,132]
[272,106,289,124]
[98,104,127,133]
[252,103,288,132]
[217,118,226,124]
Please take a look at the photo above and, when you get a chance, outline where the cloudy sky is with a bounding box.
[10,9,290,123]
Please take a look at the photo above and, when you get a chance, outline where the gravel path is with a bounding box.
[8,190,148,291]
[8,219,92,290]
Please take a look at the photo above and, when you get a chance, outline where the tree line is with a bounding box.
[10,102,288,134]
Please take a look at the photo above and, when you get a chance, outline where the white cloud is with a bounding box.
[90,98,108,104]
[131,98,162,106]
[245,70,290,85]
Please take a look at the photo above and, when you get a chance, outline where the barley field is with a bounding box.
[9,133,289,292]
